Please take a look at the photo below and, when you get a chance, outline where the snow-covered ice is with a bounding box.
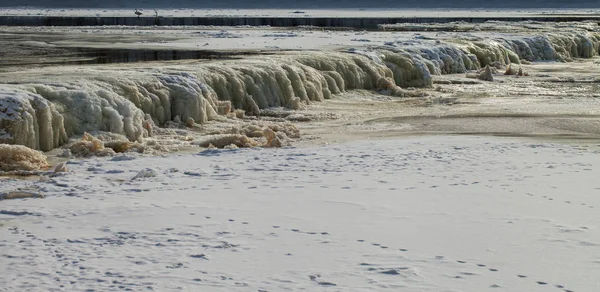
[1,136,599,291]
[2,12,600,291]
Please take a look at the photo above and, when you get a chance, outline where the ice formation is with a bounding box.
[0,89,68,151]
[0,191,45,200]
[0,144,49,171]
[68,132,118,157]
[53,161,68,173]
[131,168,158,180]
[0,52,393,151]
[63,132,165,158]
[504,64,527,76]
[477,66,494,81]
[192,122,298,148]
[192,134,260,148]
[1,28,600,152]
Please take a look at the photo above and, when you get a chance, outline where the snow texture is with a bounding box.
[0,136,599,291]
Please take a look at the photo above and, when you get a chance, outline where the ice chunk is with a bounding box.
[132,168,158,180]
[0,144,49,171]
[0,191,45,200]
[192,134,260,148]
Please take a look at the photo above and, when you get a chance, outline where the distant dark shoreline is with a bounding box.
[1,0,599,9]
[0,7,568,9]
[2,15,600,29]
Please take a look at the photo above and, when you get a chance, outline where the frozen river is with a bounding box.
[1,11,600,292]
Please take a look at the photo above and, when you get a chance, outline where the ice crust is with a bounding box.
[1,29,600,151]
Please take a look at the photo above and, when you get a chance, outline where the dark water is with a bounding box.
[1,46,266,67]
[72,48,263,64]
[3,15,599,28]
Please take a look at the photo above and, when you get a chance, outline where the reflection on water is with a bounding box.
[2,47,267,67]
[73,48,266,64]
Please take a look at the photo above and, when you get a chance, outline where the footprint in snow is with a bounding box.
[309,274,337,286]
[190,254,209,260]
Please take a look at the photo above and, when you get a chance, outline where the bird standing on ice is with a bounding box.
[135,9,143,18]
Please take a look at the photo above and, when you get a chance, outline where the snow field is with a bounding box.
[0,136,599,291]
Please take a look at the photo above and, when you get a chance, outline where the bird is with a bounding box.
[135,9,143,18]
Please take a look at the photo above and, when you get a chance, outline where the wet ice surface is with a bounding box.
[1,136,599,291]
[2,20,597,52]
[296,58,600,146]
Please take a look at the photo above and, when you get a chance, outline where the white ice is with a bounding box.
[3,22,600,151]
